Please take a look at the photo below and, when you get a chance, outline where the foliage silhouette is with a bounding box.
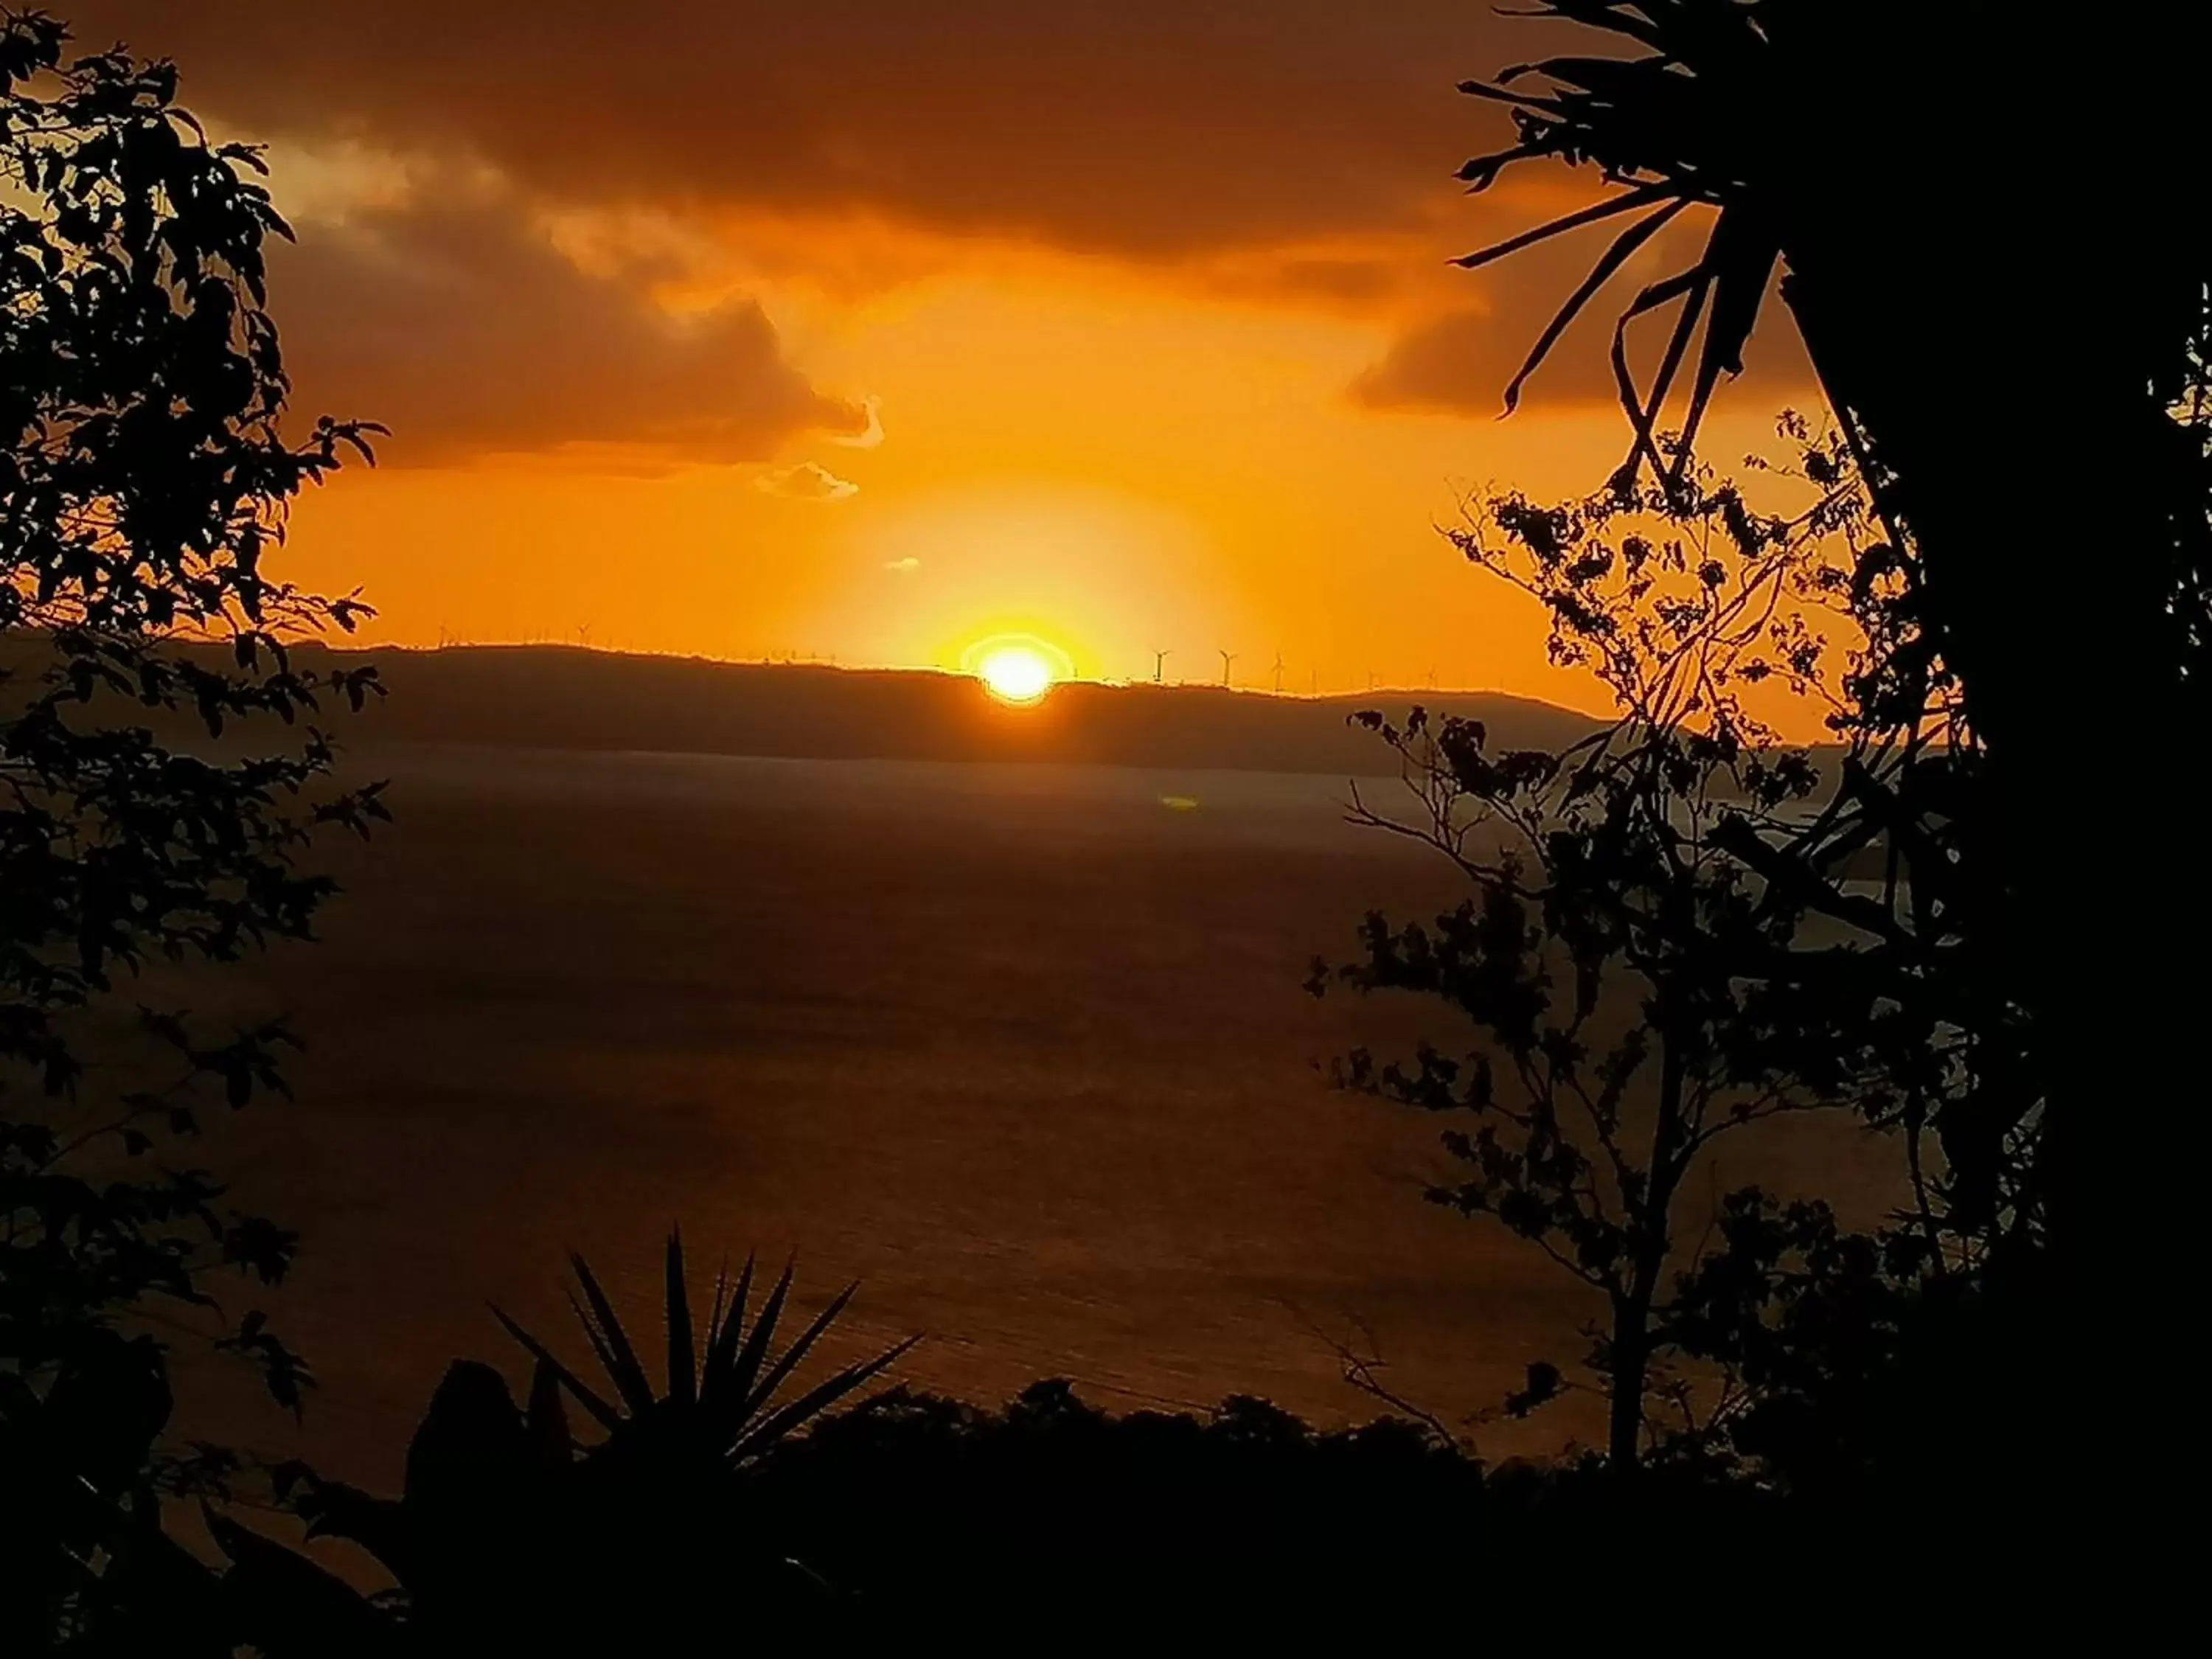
[206,1234,915,1652]
[0,10,382,1645]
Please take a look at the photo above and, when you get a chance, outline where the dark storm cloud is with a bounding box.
[271,193,865,465]
[61,1,1540,257]
[64,2,1712,454]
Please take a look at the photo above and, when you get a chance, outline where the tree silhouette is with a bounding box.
[0,13,383,1645]
[1447,1,2208,1310]
[1328,701,1843,1465]
[1326,417,2035,1475]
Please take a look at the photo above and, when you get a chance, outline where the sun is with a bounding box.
[960,630,1074,704]
[976,643,1057,704]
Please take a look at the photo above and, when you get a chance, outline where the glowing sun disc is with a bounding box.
[977,644,1056,704]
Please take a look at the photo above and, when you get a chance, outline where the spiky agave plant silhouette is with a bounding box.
[204,1234,916,1651]
[491,1231,920,1469]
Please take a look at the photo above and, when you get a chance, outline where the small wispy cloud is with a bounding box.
[832,396,884,450]
[755,461,858,503]
[883,556,922,573]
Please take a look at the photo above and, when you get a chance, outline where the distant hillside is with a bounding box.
[291,646,1604,776]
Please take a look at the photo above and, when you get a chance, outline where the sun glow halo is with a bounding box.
[976,643,1057,704]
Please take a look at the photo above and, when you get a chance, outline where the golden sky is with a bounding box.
[72,2,1816,712]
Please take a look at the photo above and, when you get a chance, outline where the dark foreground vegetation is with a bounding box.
[4,1,2204,1648]
[196,1242,1810,1648]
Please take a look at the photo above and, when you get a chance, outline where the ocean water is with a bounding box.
[170,744,1897,1484]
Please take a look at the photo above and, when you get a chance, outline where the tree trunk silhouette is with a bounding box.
[1776,223,2197,1298]
[1450,0,2205,1568]
[1770,109,2202,1568]
[1611,1040,1690,1470]
[1607,1305,1649,1470]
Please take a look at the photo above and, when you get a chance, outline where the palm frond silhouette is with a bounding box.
[1453,0,1786,483]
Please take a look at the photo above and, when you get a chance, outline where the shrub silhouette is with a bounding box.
[733,1377,1824,1630]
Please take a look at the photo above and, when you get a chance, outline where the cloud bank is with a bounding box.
[69,2,1531,258]
[271,187,868,465]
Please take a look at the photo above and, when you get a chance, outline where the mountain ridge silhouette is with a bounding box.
[309,644,1608,776]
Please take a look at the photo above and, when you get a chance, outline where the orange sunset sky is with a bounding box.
[71,1,1818,712]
